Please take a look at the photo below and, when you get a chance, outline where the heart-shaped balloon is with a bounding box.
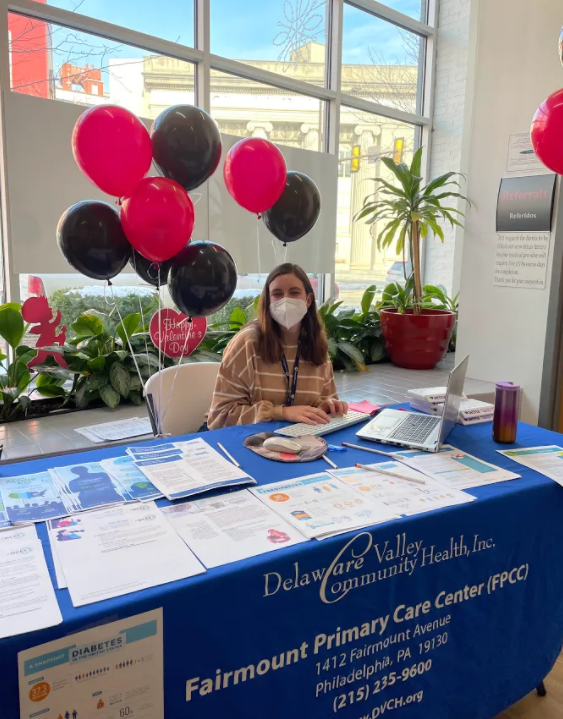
[149,308,207,358]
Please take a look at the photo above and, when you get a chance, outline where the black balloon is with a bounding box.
[57,200,131,280]
[262,171,321,244]
[168,241,237,318]
[130,250,173,287]
[151,105,222,191]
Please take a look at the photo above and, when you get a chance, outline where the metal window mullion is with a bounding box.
[0,6,13,302]
[340,92,428,126]
[344,0,434,37]
[195,0,210,113]
[5,0,204,63]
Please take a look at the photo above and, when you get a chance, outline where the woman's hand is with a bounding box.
[282,405,329,425]
[318,398,349,417]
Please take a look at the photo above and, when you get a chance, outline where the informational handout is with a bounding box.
[47,519,67,589]
[0,497,11,529]
[329,463,474,516]
[74,416,153,443]
[18,608,164,719]
[0,526,62,639]
[54,502,204,607]
[0,471,68,523]
[49,462,130,511]
[251,473,399,540]
[394,445,520,490]
[133,438,255,500]
[161,490,306,568]
[494,233,550,289]
[506,132,546,173]
[101,456,162,501]
[497,446,563,486]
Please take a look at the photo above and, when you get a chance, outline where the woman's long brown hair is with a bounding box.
[256,263,328,366]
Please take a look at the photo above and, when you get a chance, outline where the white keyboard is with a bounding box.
[275,411,370,437]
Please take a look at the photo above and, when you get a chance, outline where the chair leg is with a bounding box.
[536,681,547,697]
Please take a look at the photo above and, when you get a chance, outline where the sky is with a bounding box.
[45,0,423,66]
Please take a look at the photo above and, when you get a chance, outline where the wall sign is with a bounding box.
[494,233,550,290]
[496,174,556,232]
[506,133,546,174]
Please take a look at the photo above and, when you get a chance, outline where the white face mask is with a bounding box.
[270,297,308,330]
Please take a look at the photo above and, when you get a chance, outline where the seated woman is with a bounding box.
[207,263,348,429]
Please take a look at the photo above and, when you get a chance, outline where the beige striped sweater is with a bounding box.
[207,324,338,429]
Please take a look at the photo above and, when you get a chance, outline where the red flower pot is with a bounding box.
[380,308,456,370]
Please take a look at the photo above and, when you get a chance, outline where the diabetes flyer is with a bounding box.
[18,609,164,719]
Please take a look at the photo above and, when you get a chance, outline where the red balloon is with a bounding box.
[121,177,195,263]
[223,138,287,214]
[72,105,152,197]
[531,88,563,173]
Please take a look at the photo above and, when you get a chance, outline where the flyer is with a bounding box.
[100,456,163,501]
[0,497,11,529]
[54,502,205,606]
[18,608,164,719]
[47,518,67,589]
[329,463,474,516]
[498,445,563,485]
[0,471,68,523]
[251,473,399,540]
[393,445,520,490]
[161,490,307,568]
[49,462,131,511]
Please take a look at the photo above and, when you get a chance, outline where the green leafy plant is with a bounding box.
[0,303,38,421]
[319,286,386,372]
[356,146,468,314]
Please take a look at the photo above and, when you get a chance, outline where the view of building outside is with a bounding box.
[8,0,425,309]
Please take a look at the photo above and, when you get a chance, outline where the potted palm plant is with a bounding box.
[355,147,467,370]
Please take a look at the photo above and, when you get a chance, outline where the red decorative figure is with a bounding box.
[21,296,68,369]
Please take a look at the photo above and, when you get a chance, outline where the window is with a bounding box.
[335,107,420,308]
[9,14,195,117]
[379,0,429,22]
[342,3,424,114]
[25,0,195,45]
[211,0,327,86]
[210,70,325,151]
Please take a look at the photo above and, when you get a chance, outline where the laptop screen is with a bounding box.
[437,355,469,448]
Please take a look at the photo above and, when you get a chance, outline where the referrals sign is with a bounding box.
[496,174,556,232]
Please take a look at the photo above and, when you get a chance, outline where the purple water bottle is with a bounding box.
[493,382,520,444]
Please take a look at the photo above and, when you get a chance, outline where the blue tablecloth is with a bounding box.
[3,417,563,719]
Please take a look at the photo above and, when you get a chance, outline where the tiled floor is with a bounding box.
[0,355,495,464]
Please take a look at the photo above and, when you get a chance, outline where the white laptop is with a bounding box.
[356,355,469,452]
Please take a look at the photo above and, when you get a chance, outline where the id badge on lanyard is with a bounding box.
[281,342,301,407]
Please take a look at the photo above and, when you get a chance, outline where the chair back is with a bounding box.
[144,362,219,436]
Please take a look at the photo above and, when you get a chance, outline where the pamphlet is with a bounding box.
[74,416,153,443]
[497,445,563,486]
[0,471,68,523]
[133,438,255,500]
[54,502,205,607]
[394,445,520,489]
[161,490,306,568]
[251,473,399,540]
[101,456,163,501]
[329,463,474,516]
[18,608,164,719]
[0,497,11,529]
[49,462,131,511]
[0,526,62,638]
[47,518,67,589]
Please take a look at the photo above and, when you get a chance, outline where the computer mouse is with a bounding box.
[263,437,303,454]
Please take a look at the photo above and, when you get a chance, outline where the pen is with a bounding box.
[321,454,338,469]
[355,463,426,485]
[342,442,398,458]
[217,442,241,468]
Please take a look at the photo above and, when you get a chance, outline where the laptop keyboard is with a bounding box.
[389,414,440,443]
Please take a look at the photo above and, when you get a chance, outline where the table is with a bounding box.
[3,417,563,719]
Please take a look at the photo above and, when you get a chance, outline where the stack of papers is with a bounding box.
[251,473,399,540]
[329,463,474,516]
[49,502,205,607]
[49,462,132,511]
[131,438,255,500]
[161,490,306,568]
[0,499,9,529]
[498,446,563,486]
[0,525,62,638]
[101,456,162,501]
[0,472,68,524]
[74,416,153,443]
[394,445,520,490]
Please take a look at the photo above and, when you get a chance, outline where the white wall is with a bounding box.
[456,0,563,424]
[3,92,337,277]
